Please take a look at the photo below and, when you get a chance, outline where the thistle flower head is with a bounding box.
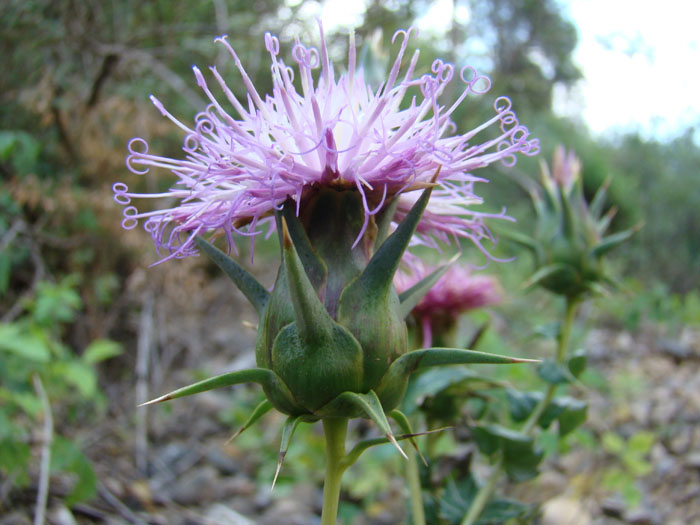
[514,146,640,299]
[113,24,538,263]
[128,26,539,466]
[395,259,502,317]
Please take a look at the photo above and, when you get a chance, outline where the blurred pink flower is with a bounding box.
[113,23,538,262]
[395,259,502,347]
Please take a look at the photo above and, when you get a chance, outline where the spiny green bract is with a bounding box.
[510,146,640,300]
[142,185,531,443]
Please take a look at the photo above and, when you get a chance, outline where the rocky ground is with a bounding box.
[2,266,699,524]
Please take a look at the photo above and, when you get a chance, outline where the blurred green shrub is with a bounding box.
[0,276,122,506]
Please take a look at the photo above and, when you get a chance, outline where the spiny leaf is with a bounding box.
[272,415,305,490]
[590,225,641,259]
[589,176,611,220]
[378,348,536,403]
[342,427,448,468]
[195,236,269,316]
[280,218,334,343]
[497,226,540,254]
[389,348,536,376]
[399,253,458,318]
[389,409,426,465]
[466,320,490,350]
[359,173,436,293]
[373,196,400,250]
[326,390,406,459]
[139,368,289,406]
[559,187,577,238]
[521,264,568,291]
[280,200,328,289]
[226,399,273,443]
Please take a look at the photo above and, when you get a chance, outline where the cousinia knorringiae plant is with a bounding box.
[113,23,539,525]
[462,146,641,525]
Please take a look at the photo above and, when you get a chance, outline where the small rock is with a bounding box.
[0,511,31,525]
[541,496,592,525]
[169,465,222,505]
[657,337,692,362]
[47,506,78,525]
[685,451,700,469]
[601,496,627,519]
[625,507,660,525]
[204,503,255,525]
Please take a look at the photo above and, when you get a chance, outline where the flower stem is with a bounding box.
[407,446,426,525]
[461,297,579,525]
[522,296,578,434]
[321,418,348,525]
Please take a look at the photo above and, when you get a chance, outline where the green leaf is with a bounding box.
[533,321,560,340]
[0,253,10,295]
[50,437,97,505]
[52,361,97,398]
[33,279,82,325]
[0,323,51,362]
[627,431,655,455]
[567,349,587,378]
[0,437,31,485]
[506,390,543,423]
[537,359,571,384]
[399,254,458,318]
[5,390,43,417]
[554,397,587,436]
[194,236,269,316]
[602,432,626,455]
[401,367,481,415]
[439,475,538,524]
[473,424,543,482]
[82,339,122,364]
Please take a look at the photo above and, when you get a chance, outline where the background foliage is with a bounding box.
[1,0,698,523]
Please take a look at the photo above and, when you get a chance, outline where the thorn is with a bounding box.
[387,433,408,460]
[271,453,285,491]
[403,181,439,192]
[137,394,170,407]
[281,217,292,250]
[402,166,441,192]
[241,320,258,331]
[225,427,244,445]
[414,443,428,466]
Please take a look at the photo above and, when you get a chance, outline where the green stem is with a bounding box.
[321,418,348,525]
[407,446,426,525]
[461,455,503,525]
[461,297,579,525]
[522,297,578,434]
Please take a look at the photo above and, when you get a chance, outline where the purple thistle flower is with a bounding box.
[394,258,502,347]
[113,23,538,263]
